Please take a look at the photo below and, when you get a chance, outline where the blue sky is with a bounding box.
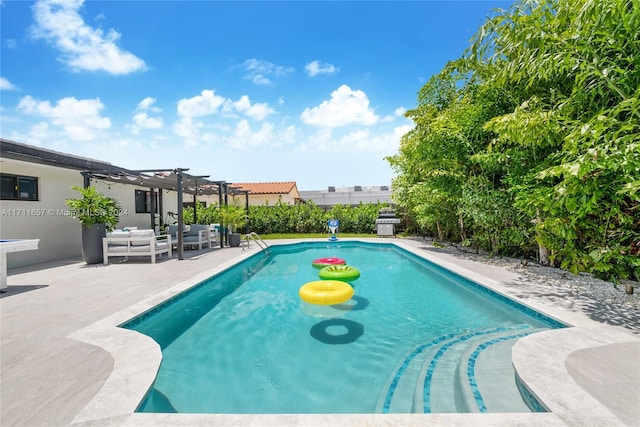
[1,0,510,190]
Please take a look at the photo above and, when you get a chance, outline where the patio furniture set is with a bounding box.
[102,225,220,265]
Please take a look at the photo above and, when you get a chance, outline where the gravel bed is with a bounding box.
[467,251,638,310]
[411,237,640,333]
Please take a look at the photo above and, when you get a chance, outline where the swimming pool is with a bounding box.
[122,241,564,414]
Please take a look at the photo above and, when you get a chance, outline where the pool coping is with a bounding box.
[67,238,639,426]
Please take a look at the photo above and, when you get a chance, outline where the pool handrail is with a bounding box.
[242,232,270,255]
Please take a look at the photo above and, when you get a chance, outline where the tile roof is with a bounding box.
[232,181,298,195]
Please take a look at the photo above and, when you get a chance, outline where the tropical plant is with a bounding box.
[218,204,247,234]
[65,186,122,231]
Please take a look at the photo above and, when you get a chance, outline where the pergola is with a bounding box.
[81,167,247,260]
[0,138,249,260]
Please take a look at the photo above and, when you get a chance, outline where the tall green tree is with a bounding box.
[390,0,639,280]
[388,67,520,249]
[469,0,640,279]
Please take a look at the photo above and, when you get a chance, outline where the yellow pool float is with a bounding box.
[299,280,354,305]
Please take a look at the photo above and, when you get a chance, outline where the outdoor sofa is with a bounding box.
[168,224,213,250]
[103,229,172,264]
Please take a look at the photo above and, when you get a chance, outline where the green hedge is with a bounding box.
[183,200,396,234]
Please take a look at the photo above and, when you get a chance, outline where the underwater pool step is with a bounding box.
[377,325,532,414]
[377,331,463,413]
[454,327,547,413]
[414,325,529,413]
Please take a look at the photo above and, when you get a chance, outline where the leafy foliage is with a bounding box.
[388,0,639,281]
[183,200,394,235]
[65,186,122,231]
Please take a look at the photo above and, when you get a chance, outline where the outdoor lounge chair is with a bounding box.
[168,224,212,250]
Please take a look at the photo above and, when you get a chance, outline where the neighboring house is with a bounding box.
[230,182,301,206]
[0,139,219,268]
[299,185,393,210]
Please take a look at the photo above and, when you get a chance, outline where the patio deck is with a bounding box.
[1,238,638,426]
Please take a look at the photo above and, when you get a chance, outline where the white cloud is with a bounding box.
[0,77,17,90]
[280,125,298,146]
[137,97,161,113]
[382,106,408,122]
[132,112,163,130]
[173,90,278,145]
[17,95,111,141]
[394,107,407,116]
[129,97,163,134]
[179,90,273,121]
[30,122,52,140]
[177,90,226,118]
[305,60,338,77]
[172,117,201,139]
[30,0,145,75]
[240,58,294,85]
[393,123,414,144]
[228,95,274,121]
[300,85,379,128]
[228,120,276,149]
[358,123,413,152]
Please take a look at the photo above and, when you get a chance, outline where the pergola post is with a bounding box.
[149,187,156,231]
[193,180,198,224]
[217,182,224,248]
[223,183,229,247]
[243,190,250,234]
[158,190,164,230]
[81,171,91,188]
[176,169,184,260]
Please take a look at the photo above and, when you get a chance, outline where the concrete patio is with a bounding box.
[1,238,638,426]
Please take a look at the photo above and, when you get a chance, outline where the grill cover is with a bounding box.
[376,208,400,236]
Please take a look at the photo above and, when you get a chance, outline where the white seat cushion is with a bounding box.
[107,246,129,253]
[106,230,130,246]
[130,245,152,252]
[129,229,156,245]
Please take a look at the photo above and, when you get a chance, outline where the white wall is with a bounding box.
[1,159,84,267]
[89,180,178,231]
[0,158,180,269]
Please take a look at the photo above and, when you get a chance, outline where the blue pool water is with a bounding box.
[122,241,563,414]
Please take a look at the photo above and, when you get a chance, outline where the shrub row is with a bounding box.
[182,201,394,234]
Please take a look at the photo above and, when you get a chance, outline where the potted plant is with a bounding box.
[65,186,122,264]
[218,204,247,247]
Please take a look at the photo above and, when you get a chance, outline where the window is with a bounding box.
[135,189,158,213]
[0,174,39,201]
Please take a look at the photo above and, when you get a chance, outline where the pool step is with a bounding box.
[376,332,459,413]
[376,341,439,413]
[453,328,545,413]
[378,325,541,414]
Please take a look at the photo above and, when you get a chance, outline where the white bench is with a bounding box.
[103,229,172,264]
